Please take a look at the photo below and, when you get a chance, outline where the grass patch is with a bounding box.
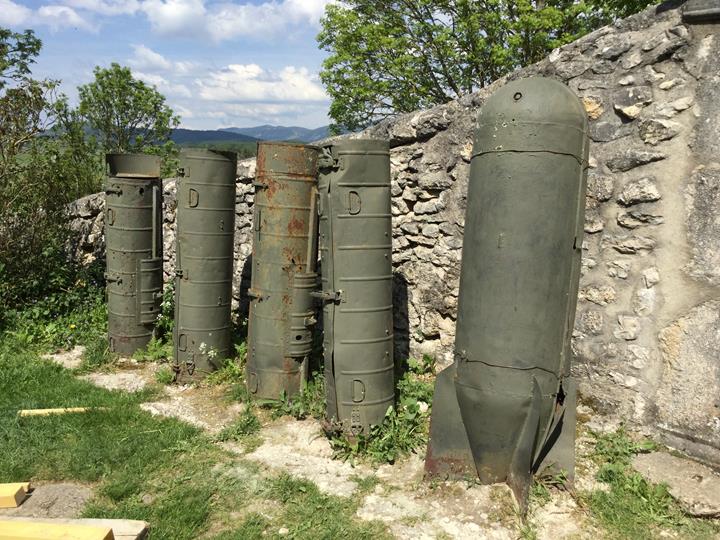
[155,365,176,384]
[585,427,720,539]
[80,332,115,371]
[261,473,391,539]
[216,408,261,442]
[330,356,434,464]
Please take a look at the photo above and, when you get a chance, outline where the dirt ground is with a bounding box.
[51,357,604,539]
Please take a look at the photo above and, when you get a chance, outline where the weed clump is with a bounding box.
[267,371,326,420]
[216,408,262,442]
[330,355,435,464]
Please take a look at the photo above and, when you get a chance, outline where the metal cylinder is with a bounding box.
[318,139,394,435]
[425,77,589,506]
[105,153,163,356]
[246,142,319,400]
[174,149,237,381]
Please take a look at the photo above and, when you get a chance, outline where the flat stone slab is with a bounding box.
[80,372,147,392]
[42,346,85,370]
[632,451,720,517]
[0,483,92,519]
[0,517,147,539]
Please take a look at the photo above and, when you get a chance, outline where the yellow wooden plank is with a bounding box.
[0,485,26,508]
[0,483,31,493]
[0,521,114,540]
[17,408,107,418]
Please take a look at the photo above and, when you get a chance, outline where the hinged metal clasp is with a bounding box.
[104,272,122,284]
[175,269,186,279]
[177,167,186,177]
[186,359,195,376]
[252,180,268,189]
[310,289,344,303]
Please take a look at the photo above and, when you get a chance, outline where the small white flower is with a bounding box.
[418,401,429,414]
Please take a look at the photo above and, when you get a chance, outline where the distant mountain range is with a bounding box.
[170,125,330,146]
[222,125,330,142]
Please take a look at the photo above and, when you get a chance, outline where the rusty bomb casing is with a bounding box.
[424,77,590,507]
[105,154,163,356]
[245,143,320,400]
[318,139,394,435]
[174,149,237,381]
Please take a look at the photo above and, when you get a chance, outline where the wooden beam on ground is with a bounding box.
[17,408,107,418]
[0,518,147,540]
[0,520,114,540]
[0,485,27,509]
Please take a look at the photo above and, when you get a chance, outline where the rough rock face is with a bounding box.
[69,4,720,465]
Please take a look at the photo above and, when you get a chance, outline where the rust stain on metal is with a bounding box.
[287,216,305,235]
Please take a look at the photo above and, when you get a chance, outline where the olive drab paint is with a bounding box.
[318,139,394,435]
[105,154,163,356]
[174,149,237,381]
[424,77,590,508]
[245,143,320,400]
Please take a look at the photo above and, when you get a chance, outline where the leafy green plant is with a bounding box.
[155,366,176,385]
[155,282,175,338]
[80,333,114,371]
[267,372,326,420]
[331,356,434,463]
[216,408,261,442]
[133,336,173,363]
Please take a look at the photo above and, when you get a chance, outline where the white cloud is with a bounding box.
[0,0,32,26]
[129,44,172,71]
[0,0,96,30]
[140,0,205,35]
[133,70,192,97]
[140,0,333,41]
[37,5,97,31]
[62,0,139,15]
[197,64,327,103]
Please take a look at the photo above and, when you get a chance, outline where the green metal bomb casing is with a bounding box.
[425,77,589,504]
[174,149,237,380]
[318,139,394,434]
[105,154,163,356]
[246,143,320,399]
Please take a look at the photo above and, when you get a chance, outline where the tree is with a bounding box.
[78,63,179,153]
[0,28,103,316]
[318,0,655,131]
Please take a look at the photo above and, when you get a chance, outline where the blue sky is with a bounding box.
[1,0,333,129]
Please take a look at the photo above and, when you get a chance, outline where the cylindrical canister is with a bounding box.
[174,149,237,381]
[318,139,394,435]
[105,154,163,356]
[245,142,320,400]
[425,77,589,504]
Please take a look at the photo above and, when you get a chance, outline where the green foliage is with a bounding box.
[155,365,176,385]
[81,333,114,371]
[586,428,720,539]
[0,28,103,315]
[179,140,257,159]
[78,63,179,154]
[317,0,655,130]
[5,270,106,350]
[216,408,261,442]
[268,371,327,420]
[331,357,434,463]
[133,336,173,363]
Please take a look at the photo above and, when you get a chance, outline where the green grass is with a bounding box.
[0,295,391,539]
[585,428,720,539]
[259,473,391,540]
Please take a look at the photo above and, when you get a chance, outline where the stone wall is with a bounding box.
[69,2,720,465]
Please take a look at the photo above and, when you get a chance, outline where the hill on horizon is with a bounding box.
[222,125,330,142]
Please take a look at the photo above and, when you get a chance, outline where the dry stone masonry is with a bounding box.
[68,2,720,466]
